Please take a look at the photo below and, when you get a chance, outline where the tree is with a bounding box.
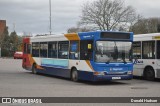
[0,28,22,57]
[1,27,10,57]
[0,27,8,46]
[80,0,139,31]
[67,27,91,33]
[17,36,23,51]
[130,17,160,34]
[157,24,160,32]
[10,31,18,53]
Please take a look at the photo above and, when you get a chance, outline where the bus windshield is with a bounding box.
[95,41,132,63]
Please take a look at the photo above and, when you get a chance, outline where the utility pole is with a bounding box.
[13,23,15,32]
[49,0,52,35]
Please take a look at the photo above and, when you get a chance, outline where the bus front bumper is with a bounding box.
[78,71,133,81]
[93,74,133,81]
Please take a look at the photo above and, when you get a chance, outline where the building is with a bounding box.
[0,20,6,38]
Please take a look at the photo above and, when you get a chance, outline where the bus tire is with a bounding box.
[32,64,37,74]
[144,67,155,81]
[71,68,79,82]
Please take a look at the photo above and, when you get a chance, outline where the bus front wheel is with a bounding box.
[144,67,155,81]
[71,68,79,82]
[32,64,37,74]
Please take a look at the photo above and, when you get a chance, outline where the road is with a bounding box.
[0,58,160,106]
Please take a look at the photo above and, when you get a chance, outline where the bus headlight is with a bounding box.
[127,71,132,75]
[94,72,105,76]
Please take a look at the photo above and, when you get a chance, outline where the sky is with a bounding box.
[0,0,160,35]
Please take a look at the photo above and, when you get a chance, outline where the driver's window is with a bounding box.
[80,40,93,60]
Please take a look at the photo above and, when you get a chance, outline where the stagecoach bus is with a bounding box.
[22,31,133,81]
[133,33,160,80]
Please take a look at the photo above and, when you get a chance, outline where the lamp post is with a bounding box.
[49,0,52,35]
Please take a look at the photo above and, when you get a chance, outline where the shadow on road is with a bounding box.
[80,80,130,86]
[133,76,160,82]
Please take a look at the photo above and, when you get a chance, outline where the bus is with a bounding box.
[22,31,133,82]
[133,33,160,80]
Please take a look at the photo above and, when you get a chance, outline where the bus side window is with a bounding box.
[142,41,155,59]
[58,41,69,59]
[40,42,48,58]
[157,41,160,59]
[133,42,141,59]
[48,42,57,58]
[32,42,40,57]
[80,40,93,60]
[69,41,79,60]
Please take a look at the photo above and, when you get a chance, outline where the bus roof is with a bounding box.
[29,31,133,42]
[134,33,160,41]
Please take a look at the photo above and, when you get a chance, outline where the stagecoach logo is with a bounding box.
[110,68,123,71]
[83,35,93,39]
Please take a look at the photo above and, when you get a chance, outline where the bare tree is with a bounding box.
[158,24,160,32]
[67,27,91,33]
[130,17,160,34]
[80,0,139,31]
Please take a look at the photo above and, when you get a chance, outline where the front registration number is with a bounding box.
[112,77,121,80]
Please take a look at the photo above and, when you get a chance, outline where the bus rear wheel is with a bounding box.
[32,64,37,74]
[71,68,79,82]
[144,67,155,81]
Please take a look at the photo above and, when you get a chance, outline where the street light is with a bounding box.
[49,0,52,35]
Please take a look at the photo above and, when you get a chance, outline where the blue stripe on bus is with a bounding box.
[41,64,68,69]
[41,58,68,68]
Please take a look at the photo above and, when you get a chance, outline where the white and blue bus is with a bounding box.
[133,33,160,80]
[23,31,133,81]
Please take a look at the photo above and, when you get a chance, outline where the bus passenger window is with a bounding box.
[32,42,40,57]
[80,40,93,60]
[48,42,57,58]
[69,41,79,60]
[133,42,141,59]
[142,41,155,59]
[40,42,48,58]
[157,41,160,59]
[58,41,69,59]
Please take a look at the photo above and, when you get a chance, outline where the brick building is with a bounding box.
[0,20,6,38]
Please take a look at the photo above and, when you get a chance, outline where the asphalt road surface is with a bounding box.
[0,58,160,106]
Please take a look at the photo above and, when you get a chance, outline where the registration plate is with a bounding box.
[112,77,121,80]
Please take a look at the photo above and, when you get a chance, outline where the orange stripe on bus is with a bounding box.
[64,33,80,40]
[28,54,44,70]
[85,60,95,72]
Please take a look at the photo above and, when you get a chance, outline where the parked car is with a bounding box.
[14,52,23,59]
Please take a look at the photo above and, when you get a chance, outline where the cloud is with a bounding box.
[124,0,160,17]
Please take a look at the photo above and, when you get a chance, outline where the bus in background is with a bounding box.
[133,33,160,80]
[22,31,133,82]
